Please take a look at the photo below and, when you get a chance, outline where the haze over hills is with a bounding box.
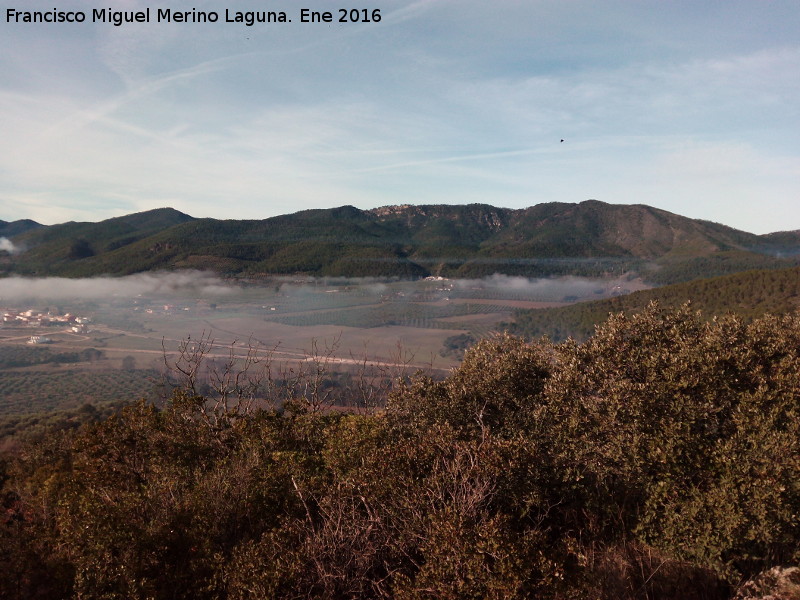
[2,201,799,283]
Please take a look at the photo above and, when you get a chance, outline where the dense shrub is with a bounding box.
[1,303,798,598]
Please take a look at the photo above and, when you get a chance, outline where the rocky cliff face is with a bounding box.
[369,203,508,231]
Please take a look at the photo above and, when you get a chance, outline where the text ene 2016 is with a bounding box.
[301,9,381,23]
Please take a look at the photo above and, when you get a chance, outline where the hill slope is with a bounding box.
[508,265,800,341]
[7,208,195,275]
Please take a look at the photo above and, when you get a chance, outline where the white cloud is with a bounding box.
[0,271,236,301]
[0,238,19,253]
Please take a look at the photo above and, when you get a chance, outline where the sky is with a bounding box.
[0,1,798,234]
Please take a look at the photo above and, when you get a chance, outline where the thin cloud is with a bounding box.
[354,148,547,173]
[383,0,444,25]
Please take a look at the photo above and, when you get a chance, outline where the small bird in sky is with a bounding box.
[560,139,564,143]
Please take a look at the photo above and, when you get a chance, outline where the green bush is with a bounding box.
[1,303,798,598]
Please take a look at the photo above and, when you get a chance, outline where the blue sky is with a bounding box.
[1,1,798,233]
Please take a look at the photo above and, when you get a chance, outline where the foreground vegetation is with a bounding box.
[2,303,799,599]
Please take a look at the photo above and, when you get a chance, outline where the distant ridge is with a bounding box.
[2,202,799,283]
[759,229,800,252]
[0,218,42,239]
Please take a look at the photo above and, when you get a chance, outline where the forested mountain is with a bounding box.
[509,265,800,341]
[3,201,799,283]
[5,208,195,270]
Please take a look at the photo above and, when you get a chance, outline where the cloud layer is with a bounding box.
[0,271,236,301]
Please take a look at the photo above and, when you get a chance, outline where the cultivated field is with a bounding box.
[0,275,646,418]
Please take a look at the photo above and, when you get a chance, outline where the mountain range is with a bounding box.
[2,200,799,283]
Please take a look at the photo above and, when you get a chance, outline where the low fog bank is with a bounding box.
[0,271,237,301]
[268,273,644,307]
[0,271,643,304]
[276,277,392,298]
[453,273,631,298]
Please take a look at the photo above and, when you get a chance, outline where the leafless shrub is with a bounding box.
[582,541,731,600]
[161,333,425,423]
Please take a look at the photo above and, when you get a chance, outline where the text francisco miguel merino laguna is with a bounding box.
[6,7,384,26]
